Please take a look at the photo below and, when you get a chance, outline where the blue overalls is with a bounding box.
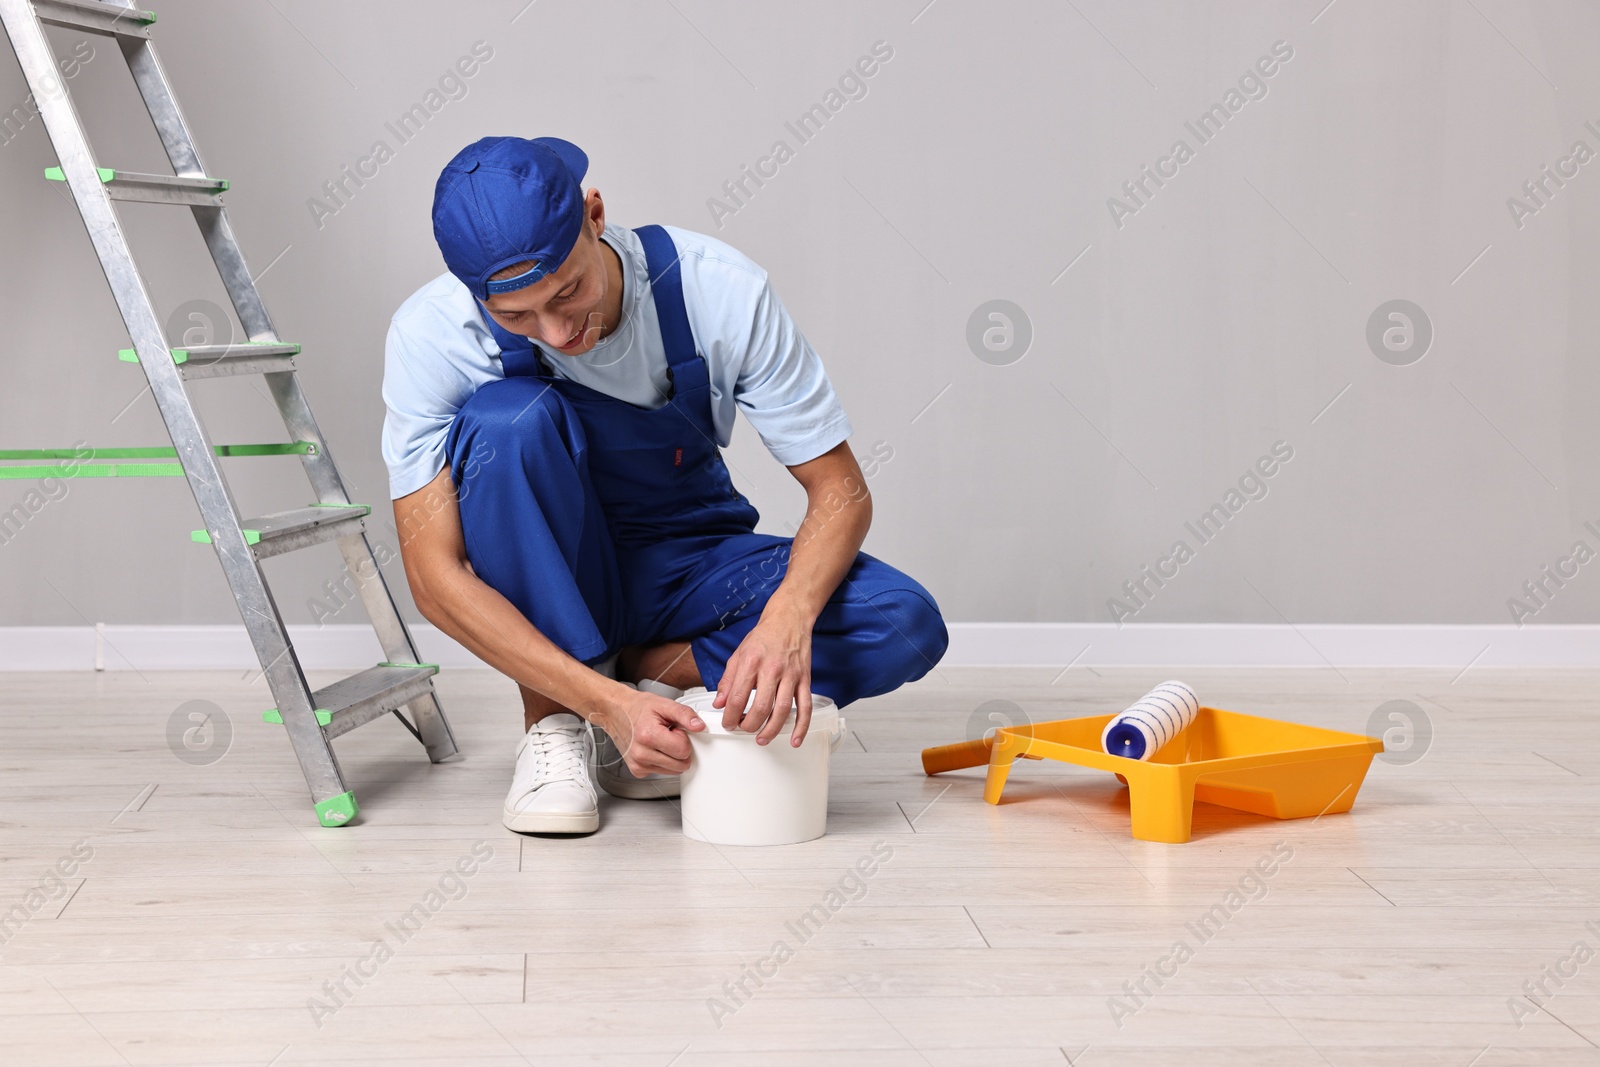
[443,225,947,707]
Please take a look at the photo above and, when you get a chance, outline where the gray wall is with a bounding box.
[0,0,1595,628]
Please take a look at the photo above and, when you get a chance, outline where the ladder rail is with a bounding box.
[115,27,200,175]
[264,370,353,504]
[192,204,278,342]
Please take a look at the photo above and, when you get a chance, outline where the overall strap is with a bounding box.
[635,224,699,370]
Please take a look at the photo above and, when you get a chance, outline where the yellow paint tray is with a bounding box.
[922,707,1384,843]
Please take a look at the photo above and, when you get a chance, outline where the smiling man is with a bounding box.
[382,136,948,833]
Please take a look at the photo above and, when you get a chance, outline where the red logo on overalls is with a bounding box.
[673,447,683,467]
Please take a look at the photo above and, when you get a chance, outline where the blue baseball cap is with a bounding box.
[431,136,590,300]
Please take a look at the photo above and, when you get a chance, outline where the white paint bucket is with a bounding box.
[676,687,846,846]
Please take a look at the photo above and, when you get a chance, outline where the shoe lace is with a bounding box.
[527,727,589,783]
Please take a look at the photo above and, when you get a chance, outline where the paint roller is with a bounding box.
[1100,680,1199,760]
[920,680,1201,774]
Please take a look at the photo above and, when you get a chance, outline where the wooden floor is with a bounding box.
[1,665,1597,1065]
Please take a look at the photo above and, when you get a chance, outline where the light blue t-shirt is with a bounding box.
[381,223,853,500]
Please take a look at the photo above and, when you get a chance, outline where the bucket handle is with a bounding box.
[829,716,848,753]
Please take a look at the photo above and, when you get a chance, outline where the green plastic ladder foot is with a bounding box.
[314,791,358,827]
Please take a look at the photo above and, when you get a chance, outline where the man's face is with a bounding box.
[482,197,610,356]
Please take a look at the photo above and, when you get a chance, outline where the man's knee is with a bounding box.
[454,378,571,445]
[862,583,948,687]
[448,379,578,488]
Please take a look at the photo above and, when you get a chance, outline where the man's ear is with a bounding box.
[584,188,606,240]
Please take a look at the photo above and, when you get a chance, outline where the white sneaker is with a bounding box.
[594,679,685,800]
[503,713,599,833]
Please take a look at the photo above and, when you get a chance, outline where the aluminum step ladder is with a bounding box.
[0,0,459,826]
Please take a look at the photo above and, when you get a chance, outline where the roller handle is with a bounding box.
[921,737,994,775]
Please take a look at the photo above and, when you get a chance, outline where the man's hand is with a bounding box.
[597,688,706,777]
[714,599,814,747]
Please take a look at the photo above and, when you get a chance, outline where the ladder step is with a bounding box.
[33,0,155,39]
[191,503,368,560]
[47,166,227,206]
[320,664,440,740]
[263,663,440,741]
[120,342,299,379]
[322,664,440,741]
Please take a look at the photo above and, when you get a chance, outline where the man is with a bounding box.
[383,136,947,834]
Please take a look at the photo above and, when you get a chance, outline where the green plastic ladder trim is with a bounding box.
[119,341,297,364]
[263,708,333,726]
[380,661,440,670]
[193,529,261,545]
[0,443,315,481]
[314,791,358,827]
[212,442,315,457]
[0,463,181,479]
[45,166,115,182]
[0,443,312,460]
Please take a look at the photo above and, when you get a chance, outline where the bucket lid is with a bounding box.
[675,686,838,736]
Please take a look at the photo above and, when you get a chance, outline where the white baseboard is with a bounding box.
[1,623,1597,671]
[946,623,1600,669]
